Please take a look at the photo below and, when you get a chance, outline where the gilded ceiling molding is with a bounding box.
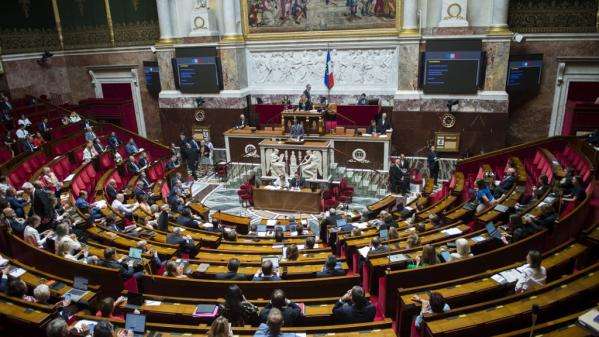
[51,0,64,49]
[104,0,116,47]
[240,0,403,41]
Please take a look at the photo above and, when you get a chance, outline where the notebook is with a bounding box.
[388,254,409,263]
[494,204,509,213]
[379,229,389,240]
[125,313,146,337]
[336,219,347,228]
[65,276,88,302]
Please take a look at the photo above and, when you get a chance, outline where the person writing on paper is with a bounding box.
[515,250,546,293]
[332,286,376,324]
[253,259,281,281]
[259,289,303,326]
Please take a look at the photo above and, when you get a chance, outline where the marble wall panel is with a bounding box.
[483,41,510,92]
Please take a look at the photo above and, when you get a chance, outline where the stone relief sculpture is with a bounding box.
[265,148,287,178]
[248,48,398,90]
[300,150,323,180]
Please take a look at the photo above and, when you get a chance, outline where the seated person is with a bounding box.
[68,111,82,123]
[23,215,49,248]
[253,308,296,337]
[6,187,27,218]
[253,259,281,281]
[367,236,388,256]
[259,289,303,326]
[562,175,586,203]
[33,284,51,304]
[99,247,142,280]
[176,208,200,229]
[407,244,439,269]
[288,172,305,189]
[234,114,248,128]
[515,250,546,293]
[304,236,316,249]
[107,131,121,150]
[111,193,138,217]
[332,286,376,324]
[125,138,139,155]
[449,238,473,261]
[316,255,346,277]
[8,279,35,302]
[520,175,550,207]
[357,93,368,105]
[3,207,26,234]
[75,191,102,220]
[412,292,450,328]
[17,114,32,128]
[525,203,557,232]
[105,179,119,202]
[164,260,188,278]
[377,112,392,133]
[284,244,299,261]
[216,258,247,280]
[137,152,149,169]
[219,285,259,326]
[493,167,516,198]
[166,155,180,170]
[475,179,496,213]
[366,119,378,134]
[82,141,98,162]
[127,155,141,174]
[95,296,126,321]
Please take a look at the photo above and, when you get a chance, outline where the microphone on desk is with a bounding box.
[528,304,540,337]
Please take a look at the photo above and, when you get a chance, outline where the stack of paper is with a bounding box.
[353,222,369,229]
[358,246,371,258]
[267,219,277,226]
[442,227,463,236]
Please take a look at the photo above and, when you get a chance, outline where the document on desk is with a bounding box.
[499,269,522,283]
[353,222,369,229]
[267,219,277,226]
[442,227,463,236]
[144,300,162,306]
[358,246,371,258]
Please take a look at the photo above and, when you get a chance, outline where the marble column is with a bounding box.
[156,0,174,42]
[489,0,510,33]
[401,0,419,35]
[221,0,243,42]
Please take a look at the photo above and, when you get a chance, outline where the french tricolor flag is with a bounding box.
[324,50,334,90]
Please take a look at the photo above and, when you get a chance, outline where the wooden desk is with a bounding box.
[281,109,324,134]
[253,187,322,213]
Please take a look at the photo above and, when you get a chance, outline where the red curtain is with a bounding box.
[100,83,138,133]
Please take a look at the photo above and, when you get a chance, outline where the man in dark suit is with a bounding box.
[303,84,312,103]
[157,205,170,231]
[366,119,378,134]
[252,260,281,281]
[38,117,52,140]
[389,158,403,194]
[234,114,248,129]
[377,112,392,133]
[259,289,304,326]
[320,208,341,244]
[23,182,54,226]
[494,167,516,198]
[176,208,199,229]
[332,286,376,324]
[184,140,199,179]
[105,179,118,202]
[99,247,141,279]
[107,132,121,151]
[427,145,440,184]
[127,155,141,174]
[166,227,197,255]
[215,258,247,280]
[3,207,25,235]
[316,255,346,277]
[288,172,305,189]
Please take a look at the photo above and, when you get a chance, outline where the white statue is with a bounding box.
[194,0,208,9]
[267,148,287,178]
[289,151,298,176]
[300,150,323,180]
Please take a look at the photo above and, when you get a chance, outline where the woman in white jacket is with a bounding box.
[515,250,546,292]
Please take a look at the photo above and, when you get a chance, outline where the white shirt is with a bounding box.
[515,264,546,292]
[69,114,82,123]
[24,225,46,246]
[82,147,98,162]
[18,118,31,127]
[16,128,29,139]
[112,199,136,214]
[57,235,81,255]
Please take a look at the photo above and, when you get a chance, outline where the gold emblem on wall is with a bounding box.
[18,0,31,18]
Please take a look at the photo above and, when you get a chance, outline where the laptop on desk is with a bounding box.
[485,222,503,240]
[125,313,146,337]
[129,247,143,260]
[65,276,88,303]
